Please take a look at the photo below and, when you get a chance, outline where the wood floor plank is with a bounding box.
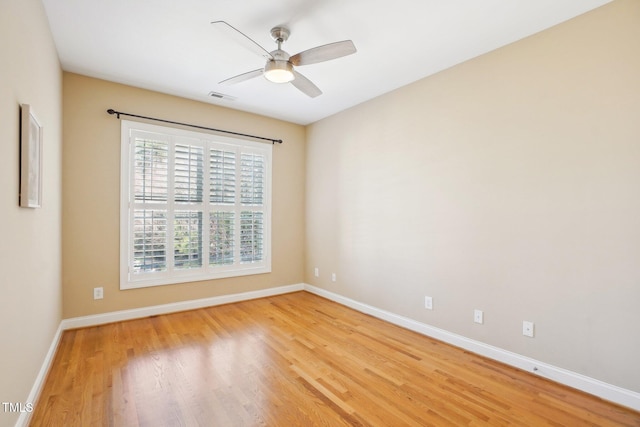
[29,291,640,426]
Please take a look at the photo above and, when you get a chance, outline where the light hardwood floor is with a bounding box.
[30,291,640,426]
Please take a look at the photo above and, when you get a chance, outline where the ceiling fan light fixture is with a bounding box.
[264,60,295,83]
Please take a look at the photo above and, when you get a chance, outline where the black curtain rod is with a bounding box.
[107,109,283,144]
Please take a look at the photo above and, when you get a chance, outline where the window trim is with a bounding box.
[120,120,272,290]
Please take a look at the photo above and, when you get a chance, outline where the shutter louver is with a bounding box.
[133,209,167,273]
[209,212,235,265]
[210,149,236,204]
[240,211,264,263]
[134,137,168,202]
[240,153,264,206]
[174,211,203,269]
[175,144,203,203]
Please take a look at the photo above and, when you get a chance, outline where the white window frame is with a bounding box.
[120,120,272,290]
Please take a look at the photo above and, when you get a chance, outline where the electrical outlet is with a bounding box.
[331,273,337,282]
[474,309,484,324]
[314,267,319,277]
[425,296,433,310]
[93,287,104,300]
[523,321,534,337]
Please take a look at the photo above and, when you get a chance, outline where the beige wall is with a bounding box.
[306,0,640,392]
[0,0,63,426]
[62,73,306,318]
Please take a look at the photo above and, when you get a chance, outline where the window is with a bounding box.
[120,120,271,289]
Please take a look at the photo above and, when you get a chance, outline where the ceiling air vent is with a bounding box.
[208,91,236,101]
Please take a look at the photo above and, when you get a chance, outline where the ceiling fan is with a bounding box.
[212,21,357,98]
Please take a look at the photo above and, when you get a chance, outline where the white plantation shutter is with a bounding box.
[174,143,204,203]
[240,153,265,206]
[173,140,204,272]
[121,121,271,289]
[210,149,236,205]
[209,211,234,266]
[240,211,264,263]
[240,153,265,263]
[132,133,169,274]
[134,135,168,202]
[133,209,167,273]
[174,211,203,269]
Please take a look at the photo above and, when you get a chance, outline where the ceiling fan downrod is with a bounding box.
[264,26,294,83]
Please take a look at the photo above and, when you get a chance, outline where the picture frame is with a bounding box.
[19,104,43,208]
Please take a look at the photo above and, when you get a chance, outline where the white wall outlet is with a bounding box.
[474,309,484,324]
[331,273,337,282]
[425,296,433,310]
[93,287,104,300]
[523,321,534,337]
[314,267,319,277]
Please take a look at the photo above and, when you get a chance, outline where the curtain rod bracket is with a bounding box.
[106,108,282,144]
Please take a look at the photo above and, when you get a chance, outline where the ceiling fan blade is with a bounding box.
[211,21,273,60]
[290,40,356,66]
[219,68,263,85]
[291,70,322,98]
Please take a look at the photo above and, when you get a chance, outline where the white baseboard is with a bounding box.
[15,323,64,427]
[304,284,640,412]
[22,281,639,425]
[61,283,305,330]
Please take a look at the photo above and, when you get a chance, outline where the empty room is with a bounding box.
[1,0,639,425]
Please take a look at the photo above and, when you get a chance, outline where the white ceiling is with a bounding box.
[42,0,610,125]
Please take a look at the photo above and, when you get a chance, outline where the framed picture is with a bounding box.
[20,104,43,208]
